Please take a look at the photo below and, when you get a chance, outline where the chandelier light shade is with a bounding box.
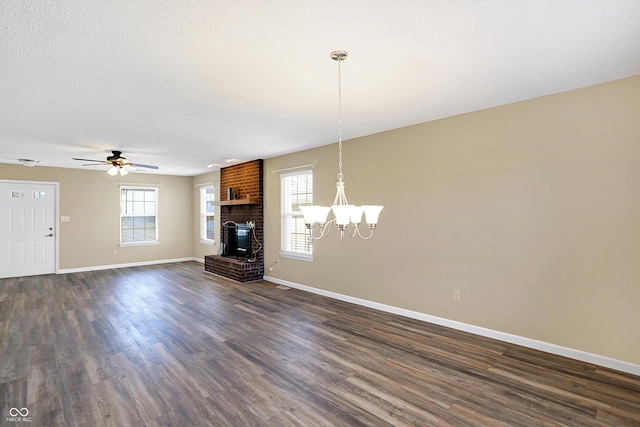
[300,50,383,241]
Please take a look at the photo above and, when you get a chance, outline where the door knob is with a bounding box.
[46,233,53,237]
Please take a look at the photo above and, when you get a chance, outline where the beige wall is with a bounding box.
[264,75,640,366]
[192,170,221,260]
[2,75,638,367]
[0,165,193,270]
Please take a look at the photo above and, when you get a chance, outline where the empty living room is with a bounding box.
[1,1,639,426]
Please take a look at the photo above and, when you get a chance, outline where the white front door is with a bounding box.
[0,181,57,278]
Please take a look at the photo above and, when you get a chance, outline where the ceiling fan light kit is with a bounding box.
[300,50,383,241]
[107,165,128,176]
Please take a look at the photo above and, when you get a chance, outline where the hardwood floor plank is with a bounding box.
[153,340,226,397]
[27,395,66,426]
[201,389,267,426]
[0,378,27,419]
[93,378,144,427]
[1,261,639,426]
[108,351,172,422]
[61,385,107,427]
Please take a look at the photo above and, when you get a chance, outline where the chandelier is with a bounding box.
[300,50,383,241]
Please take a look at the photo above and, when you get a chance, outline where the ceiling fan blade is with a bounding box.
[130,163,159,170]
[73,157,105,162]
[82,163,108,167]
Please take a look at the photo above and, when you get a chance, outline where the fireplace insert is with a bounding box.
[222,222,251,259]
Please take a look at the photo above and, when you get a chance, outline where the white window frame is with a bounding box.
[199,185,215,245]
[119,186,159,247]
[280,169,313,261]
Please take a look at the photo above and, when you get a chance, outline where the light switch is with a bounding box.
[61,216,70,222]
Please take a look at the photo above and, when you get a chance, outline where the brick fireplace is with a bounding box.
[204,159,264,282]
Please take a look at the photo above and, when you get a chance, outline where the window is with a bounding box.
[200,185,215,243]
[280,170,313,260]
[120,186,158,245]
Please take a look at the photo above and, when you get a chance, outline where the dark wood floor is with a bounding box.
[1,262,639,426]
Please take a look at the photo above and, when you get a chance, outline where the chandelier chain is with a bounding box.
[337,53,344,182]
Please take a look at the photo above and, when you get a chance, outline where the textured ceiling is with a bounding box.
[1,0,639,176]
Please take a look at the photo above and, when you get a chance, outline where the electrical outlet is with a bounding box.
[453,289,461,301]
[112,250,118,256]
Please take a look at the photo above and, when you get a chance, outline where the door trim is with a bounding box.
[0,179,60,275]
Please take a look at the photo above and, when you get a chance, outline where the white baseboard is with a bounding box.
[58,257,199,274]
[263,275,640,377]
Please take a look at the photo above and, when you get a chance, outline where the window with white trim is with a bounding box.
[200,185,215,243]
[280,170,313,260]
[120,186,159,245]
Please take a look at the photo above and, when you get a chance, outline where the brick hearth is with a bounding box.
[204,255,263,282]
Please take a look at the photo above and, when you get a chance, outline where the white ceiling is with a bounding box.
[1,0,639,176]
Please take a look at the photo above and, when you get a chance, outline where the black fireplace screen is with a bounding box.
[222,223,251,259]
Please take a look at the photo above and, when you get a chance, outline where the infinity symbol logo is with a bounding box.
[9,407,29,417]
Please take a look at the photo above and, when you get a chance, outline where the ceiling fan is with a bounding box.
[73,150,159,176]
